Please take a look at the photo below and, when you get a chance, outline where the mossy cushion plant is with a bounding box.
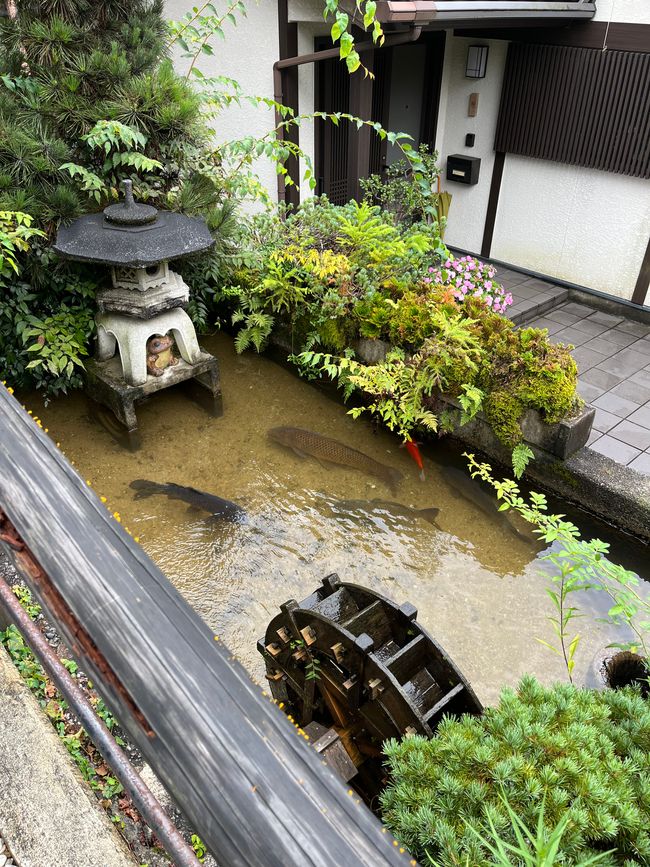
[381,676,650,866]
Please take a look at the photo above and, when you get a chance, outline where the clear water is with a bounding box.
[31,334,649,707]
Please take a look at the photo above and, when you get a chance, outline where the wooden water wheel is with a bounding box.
[258,574,483,796]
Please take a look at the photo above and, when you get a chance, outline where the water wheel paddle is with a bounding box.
[258,574,483,798]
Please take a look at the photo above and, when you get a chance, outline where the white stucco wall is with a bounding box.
[491,158,650,297]
[593,0,650,25]
[436,35,508,255]
[297,21,329,200]
[165,0,280,205]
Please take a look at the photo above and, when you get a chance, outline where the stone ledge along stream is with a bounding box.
[27,333,649,708]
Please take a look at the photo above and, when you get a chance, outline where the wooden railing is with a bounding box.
[0,384,409,867]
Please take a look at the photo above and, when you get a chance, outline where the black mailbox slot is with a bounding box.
[446,154,481,185]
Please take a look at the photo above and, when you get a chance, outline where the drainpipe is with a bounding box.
[272,25,423,204]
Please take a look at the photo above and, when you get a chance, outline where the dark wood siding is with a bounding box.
[494,43,650,178]
[317,52,351,204]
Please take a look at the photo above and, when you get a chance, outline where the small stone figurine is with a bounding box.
[146,333,179,377]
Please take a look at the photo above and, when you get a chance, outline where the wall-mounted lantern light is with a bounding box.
[465,45,489,79]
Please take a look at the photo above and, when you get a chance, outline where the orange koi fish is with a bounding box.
[401,438,425,481]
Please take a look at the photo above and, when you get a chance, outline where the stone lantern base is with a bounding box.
[85,352,222,451]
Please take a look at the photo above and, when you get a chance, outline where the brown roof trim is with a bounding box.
[374,0,595,25]
[453,21,650,52]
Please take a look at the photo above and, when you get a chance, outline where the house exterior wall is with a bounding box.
[164,0,281,206]
[438,7,650,302]
[163,0,649,303]
[436,35,508,255]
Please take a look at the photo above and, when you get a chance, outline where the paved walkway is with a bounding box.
[497,268,650,476]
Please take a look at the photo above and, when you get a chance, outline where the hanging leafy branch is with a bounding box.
[214,106,435,206]
[168,0,383,76]
[167,0,248,79]
[323,0,384,73]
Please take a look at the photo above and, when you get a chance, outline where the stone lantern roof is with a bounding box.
[53,180,214,268]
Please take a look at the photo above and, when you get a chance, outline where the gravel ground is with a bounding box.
[0,550,216,867]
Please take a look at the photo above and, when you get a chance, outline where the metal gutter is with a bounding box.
[272,26,422,203]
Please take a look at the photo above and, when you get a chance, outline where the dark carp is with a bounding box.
[129,480,245,521]
[268,426,403,492]
[439,465,537,544]
[331,497,440,526]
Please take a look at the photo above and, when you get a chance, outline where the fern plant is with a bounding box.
[299,349,438,440]
[231,297,275,354]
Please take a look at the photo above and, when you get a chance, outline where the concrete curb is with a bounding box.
[0,644,137,867]
[449,429,650,543]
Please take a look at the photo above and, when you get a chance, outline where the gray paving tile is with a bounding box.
[581,367,626,390]
[545,308,581,326]
[592,392,639,418]
[571,319,612,338]
[589,434,641,464]
[631,370,650,389]
[592,407,623,433]
[581,336,624,357]
[628,338,650,357]
[572,346,609,372]
[561,302,598,316]
[608,419,650,450]
[497,276,525,288]
[553,327,592,347]
[586,311,625,328]
[615,320,650,338]
[628,452,650,475]
[608,379,650,405]
[578,380,605,402]
[598,329,638,348]
[627,402,650,429]
[511,283,544,300]
[586,429,602,447]
[597,348,650,378]
[517,277,554,291]
[527,317,565,335]
[513,298,539,311]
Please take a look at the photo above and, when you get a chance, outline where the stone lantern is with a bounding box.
[53,181,222,449]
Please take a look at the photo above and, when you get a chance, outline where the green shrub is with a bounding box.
[381,676,650,866]
[224,198,578,466]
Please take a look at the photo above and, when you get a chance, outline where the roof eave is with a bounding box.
[372,1,596,25]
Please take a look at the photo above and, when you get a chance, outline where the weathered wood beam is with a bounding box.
[0,385,409,867]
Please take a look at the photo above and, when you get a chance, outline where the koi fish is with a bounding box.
[130,480,245,521]
[401,439,425,481]
[330,497,440,526]
[268,426,403,493]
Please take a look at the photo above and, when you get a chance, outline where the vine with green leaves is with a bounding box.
[465,453,650,680]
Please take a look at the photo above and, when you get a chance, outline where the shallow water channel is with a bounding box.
[33,334,649,706]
